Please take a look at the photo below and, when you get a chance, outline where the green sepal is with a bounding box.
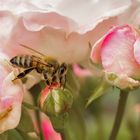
[86,80,110,107]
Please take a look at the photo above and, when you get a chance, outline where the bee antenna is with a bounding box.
[19,43,45,56]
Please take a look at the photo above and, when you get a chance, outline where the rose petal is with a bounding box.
[1,72,23,101]
[0,0,41,14]
[42,119,61,140]
[0,72,23,133]
[0,11,16,48]
[134,38,140,64]
[72,64,92,77]
[0,103,22,134]
[40,0,131,34]
[92,25,140,78]
[22,12,77,32]
[54,0,131,25]
[4,16,90,63]
[0,51,24,133]
[1,0,134,65]
[118,0,140,28]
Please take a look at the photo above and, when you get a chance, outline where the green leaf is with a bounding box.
[17,107,34,132]
[86,80,110,107]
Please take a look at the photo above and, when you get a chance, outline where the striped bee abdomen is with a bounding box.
[10,55,33,68]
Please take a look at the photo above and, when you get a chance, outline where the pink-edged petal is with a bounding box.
[42,119,61,140]
[0,0,41,14]
[0,72,23,133]
[3,15,90,63]
[72,64,92,77]
[101,25,140,78]
[54,0,131,26]
[26,0,133,36]
[28,0,131,28]
[0,11,17,48]
[1,72,23,101]
[0,97,22,134]
[90,35,105,63]
[0,50,23,134]
[22,12,77,32]
[134,38,140,64]
[118,0,140,28]
[90,24,129,63]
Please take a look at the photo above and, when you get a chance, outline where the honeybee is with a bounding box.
[10,44,68,88]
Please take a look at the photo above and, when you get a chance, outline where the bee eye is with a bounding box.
[59,67,65,74]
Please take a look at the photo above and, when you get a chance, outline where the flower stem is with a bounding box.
[109,90,129,140]
[29,82,44,140]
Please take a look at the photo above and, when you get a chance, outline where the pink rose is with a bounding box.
[0,51,23,133]
[91,25,140,89]
[0,0,139,80]
[0,0,135,64]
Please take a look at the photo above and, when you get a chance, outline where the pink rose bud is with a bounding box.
[39,85,73,117]
[91,25,140,89]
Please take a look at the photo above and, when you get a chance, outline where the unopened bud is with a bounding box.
[39,86,73,117]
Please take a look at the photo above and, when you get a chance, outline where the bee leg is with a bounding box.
[12,67,35,82]
[43,73,52,87]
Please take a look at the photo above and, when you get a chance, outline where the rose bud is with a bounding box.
[91,25,140,90]
[39,84,73,117]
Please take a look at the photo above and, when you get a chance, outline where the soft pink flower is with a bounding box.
[0,0,134,64]
[0,51,23,133]
[91,25,140,89]
[42,119,61,140]
[0,0,139,85]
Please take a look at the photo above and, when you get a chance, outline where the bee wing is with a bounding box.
[19,44,56,67]
[19,44,46,57]
[33,57,54,67]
